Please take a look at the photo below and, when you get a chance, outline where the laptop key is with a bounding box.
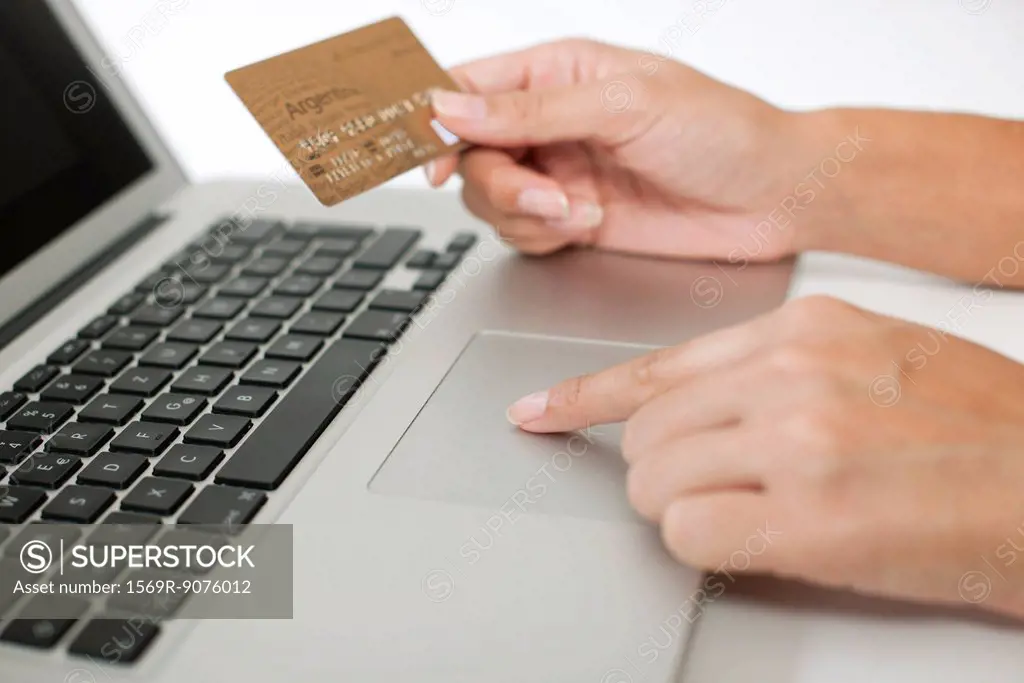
[68,618,161,663]
[296,255,342,275]
[209,244,251,263]
[214,386,276,418]
[226,318,280,343]
[172,366,233,395]
[334,269,382,290]
[194,297,246,320]
[275,274,323,297]
[343,310,409,343]
[102,325,159,351]
[73,350,132,377]
[240,360,300,388]
[353,227,420,269]
[294,221,374,241]
[0,486,48,523]
[154,445,223,481]
[47,423,114,456]
[184,415,251,448]
[11,453,81,488]
[199,341,257,368]
[42,485,115,522]
[79,315,119,339]
[139,342,198,369]
[413,269,447,291]
[0,595,88,649]
[40,374,103,404]
[129,304,184,327]
[242,256,289,277]
[121,477,194,515]
[7,402,75,433]
[405,249,436,268]
[266,334,322,362]
[250,296,302,319]
[0,430,41,464]
[290,312,345,336]
[47,339,91,365]
[110,422,179,456]
[0,392,27,421]
[142,394,206,425]
[446,232,478,252]
[182,262,230,284]
[108,291,146,315]
[78,394,143,425]
[262,238,307,257]
[228,217,284,245]
[369,289,428,313]
[166,318,222,344]
[215,338,384,489]
[14,365,59,392]
[177,485,267,529]
[7,522,82,555]
[218,275,268,298]
[78,452,149,489]
[110,367,172,397]
[312,289,363,313]
[432,251,461,270]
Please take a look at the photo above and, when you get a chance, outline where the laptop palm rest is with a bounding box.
[369,331,651,524]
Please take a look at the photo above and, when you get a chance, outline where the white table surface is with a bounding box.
[72,0,1024,680]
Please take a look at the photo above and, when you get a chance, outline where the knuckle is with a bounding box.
[625,464,656,518]
[552,374,587,411]
[783,295,853,325]
[763,345,821,377]
[630,347,673,389]
[780,409,842,459]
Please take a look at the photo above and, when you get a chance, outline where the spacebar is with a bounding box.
[215,338,385,489]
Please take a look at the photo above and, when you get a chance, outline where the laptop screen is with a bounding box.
[0,0,153,282]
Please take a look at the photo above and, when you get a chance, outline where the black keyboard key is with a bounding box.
[47,339,91,365]
[167,318,222,343]
[215,338,383,489]
[405,249,436,268]
[79,394,143,425]
[315,237,359,257]
[199,341,256,368]
[68,618,160,663]
[110,422,179,456]
[226,318,280,343]
[0,430,40,464]
[110,367,172,397]
[142,394,206,425]
[218,275,268,298]
[446,232,477,252]
[369,289,428,313]
[262,238,307,257]
[40,374,103,404]
[353,227,420,269]
[177,486,266,529]
[14,365,59,392]
[107,571,190,616]
[79,315,119,339]
[181,262,230,284]
[250,296,302,319]
[432,251,461,269]
[240,360,300,388]
[296,255,342,276]
[0,595,88,649]
[343,310,409,343]
[121,477,193,515]
[313,289,363,313]
[266,334,322,361]
[242,256,289,277]
[0,392,27,420]
[185,415,251,448]
[42,485,114,522]
[129,304,184,327]
[139,342,198,369]
[102,326,159,351]
[171,366,233,395]
[290,311,344,336]
[108,291,146,315]
[73,350,131,377]
[293,221,374,241]
[153,279,206,307]
[214,386,276,418]
[102,511,163,528]
[414,269,448,291]
[209,244,251,263]
[194,297,246,320]
[334,269,382,290]
[0,486,47,523]
[229,217,284,245]
[275,274,323,297]
[154,445,223,481]
[48,423,114,456]
[7,402,75,433]
[11,453,82,488]
[78,452,149,489]
[7,522,82,556]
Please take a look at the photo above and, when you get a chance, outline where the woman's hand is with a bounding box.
[506,295,1024,619]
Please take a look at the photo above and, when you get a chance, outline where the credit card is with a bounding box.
[225,16,468,206]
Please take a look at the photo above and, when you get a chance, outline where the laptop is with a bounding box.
[0,1,794,680]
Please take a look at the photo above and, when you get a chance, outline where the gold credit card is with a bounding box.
[225,16,467,206]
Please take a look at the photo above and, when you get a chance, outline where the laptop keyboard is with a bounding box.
[0,217,475,663]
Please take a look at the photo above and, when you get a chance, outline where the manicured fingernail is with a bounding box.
[424,161,437,186]
[548,202,604,232]
[517,188,570,220]
[507,391,549,425]
[431,90,487,119]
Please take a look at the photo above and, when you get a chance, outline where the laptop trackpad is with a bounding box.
[369,331,653,523]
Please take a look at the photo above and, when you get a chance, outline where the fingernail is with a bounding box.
[517,188,570,220]
[506,391,549,425]
[548,202,604,232]
[424,161,437,186]
[431,90,488,120]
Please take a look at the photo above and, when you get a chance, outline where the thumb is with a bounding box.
[431,79,650,148]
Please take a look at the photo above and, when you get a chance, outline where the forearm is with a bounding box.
[794,108,1024,287]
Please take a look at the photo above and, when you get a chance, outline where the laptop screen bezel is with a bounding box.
[0,0,189,331]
